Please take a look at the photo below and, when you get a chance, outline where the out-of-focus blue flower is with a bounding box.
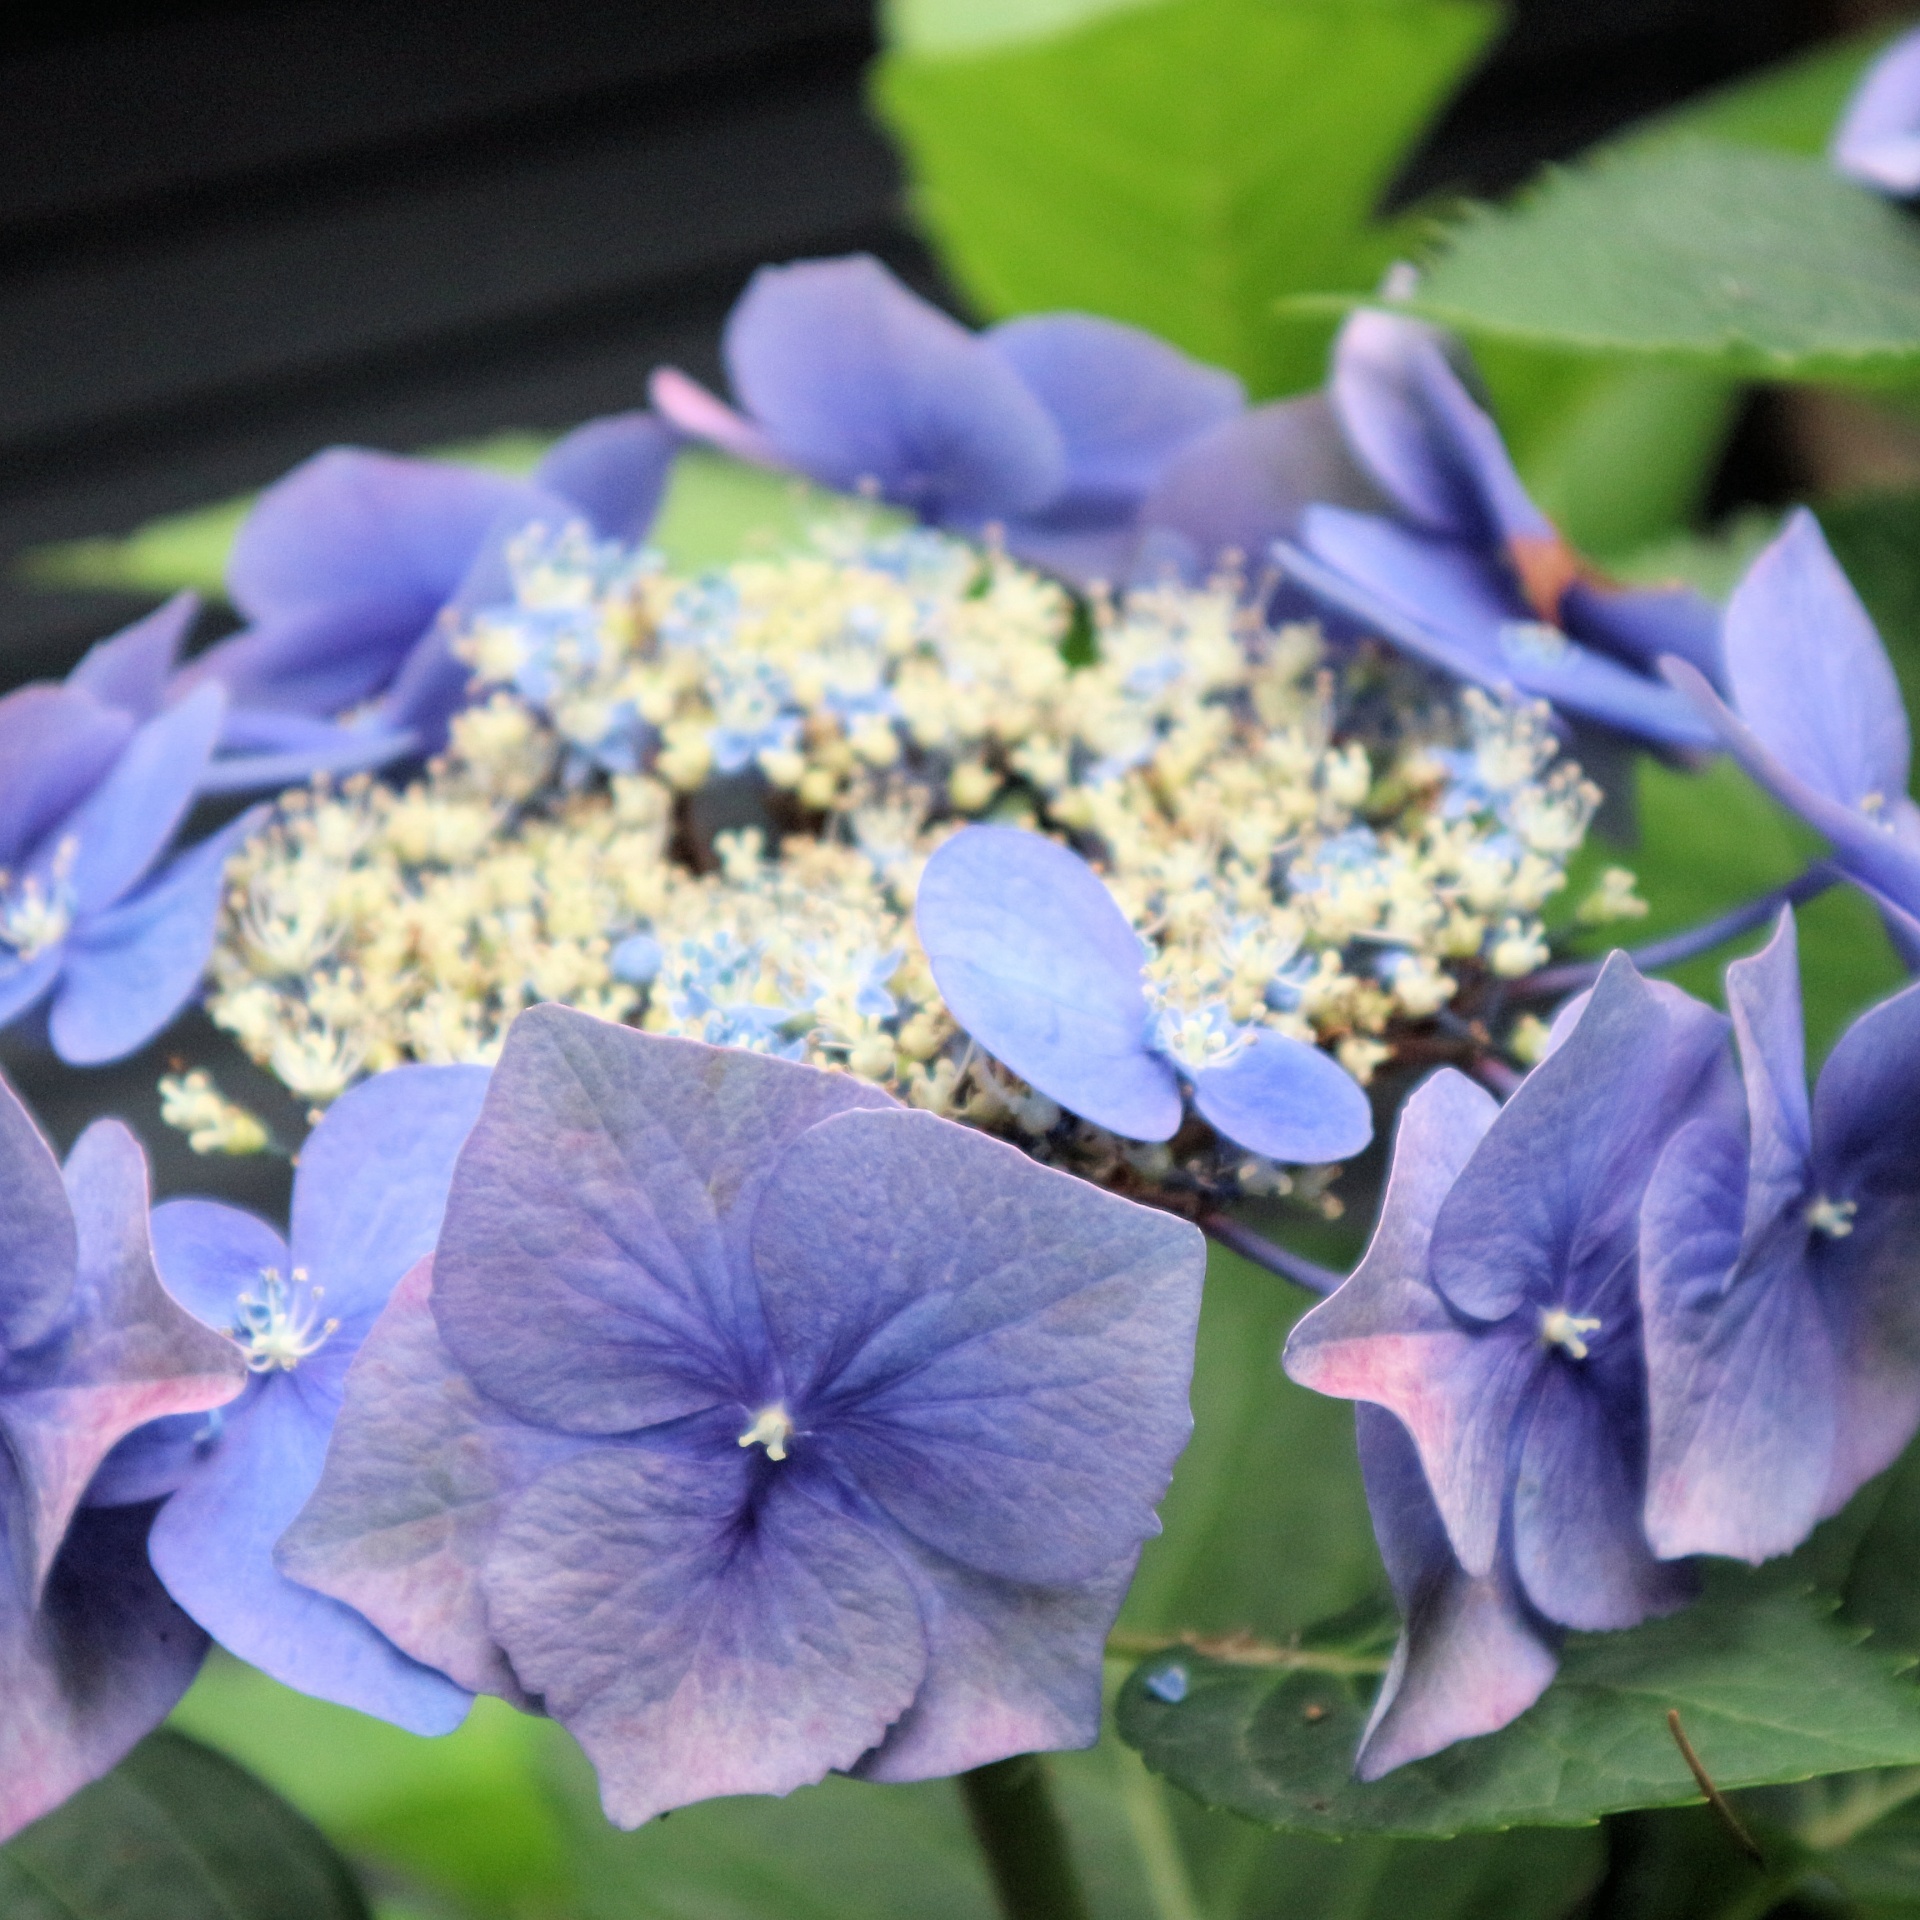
[1277,312,1721,750]
[141,1064,488,1733]
[279,1007,1203,1824]
[650,254,1244,583]
[0,1073,243,1840]
[1640,909,1920,1564]
[0,679,265,1065]
[1285,956,1731,1768]
[1664,510,1920,961]
[1833,27,1920,196]
[916,826,1373,1162]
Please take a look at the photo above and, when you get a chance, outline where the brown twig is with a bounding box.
[1668,1708,1765,1867]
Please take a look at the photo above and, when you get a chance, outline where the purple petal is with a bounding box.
[148,1376,470,1733]
[0,684,133,871]
[0,1501,209,1844]
[1191,1029,1372,1162]
[648,367,780,465]
[184,600,429,717]
[1723,510,1909,812]
[535,410,677,542]
[1430,954,1729,1324]
[0,952,65,1039]
[431,1009,894,1434]
[915,826,1180,1143]
[1666,656,1920,922]
[0,1068,75,1355]
[226,447,533,621]
[1284,1069,1522,1578]
[1510,1359,1695,1630]
[1352,1405,1558,1780]
[1136,395,1384,578]
[194,721,420,796]
[482,1448,926,1827]
[49,803,266,1067]
[289,1063,489,1336]
[278,1257,577,1704]
[1816,971,1920,1193]
[151,1197,289,1334]
[1725,910,1814,1250]
[722,255,1066,520]
[1330,311,1550,546]
[48,683,225,918]
[749,1106,1203,1587]
[1563,580,1724,686]
[65,594,196,719]
[855,1539,1129,1784]
[984,314,1243,501]
[1833,25,1920,195]
[998,517,1143,588]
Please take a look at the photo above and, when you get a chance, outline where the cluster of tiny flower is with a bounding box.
[194,520,1633,1194]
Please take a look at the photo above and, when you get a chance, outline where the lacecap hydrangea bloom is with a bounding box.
[279,1006,1204,1823]
[0,1071,244,1838]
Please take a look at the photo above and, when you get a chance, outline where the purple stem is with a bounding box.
[1200,1213,1344,1293]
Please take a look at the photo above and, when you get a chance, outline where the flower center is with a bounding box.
[1806,1195,1858,1239]
[1539,1306,1601,1361]
[737,1403,795,1462]
[0,839,78,960]
[232,1266,339,1372]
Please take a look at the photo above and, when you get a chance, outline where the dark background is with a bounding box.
[0,0,1883,1199]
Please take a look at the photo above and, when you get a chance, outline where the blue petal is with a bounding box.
[984,313,1242,501]
[915,826,1181,1142]
[1834,25,1920,195]
[65,594,196,719]
[480,1447,925,1827]
[0,951,64,1042]
[49,802,264,1067]
[1563,579,1724,687]
[1330,311,1550,547]
[185,599,432,717]
[1351,1404,1559,1780]
[722,255,1067,520]
[148,1378,470,1733]
[0,1068,81,1364]
[535,410,677,542]
[194,721,420,796]
[151,1198,289,1331]
[1191,1029,1372,1162]
[431,1008,894,1434]
[749,1106,1203,1587]
[0,684,133,871]
[1725,910,1814,1251]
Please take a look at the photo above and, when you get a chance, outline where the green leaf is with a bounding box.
[1117,1581,1920,1839]
[872,0,1500,397]
[0,1729,370,1919]
[1361,137,1920,385]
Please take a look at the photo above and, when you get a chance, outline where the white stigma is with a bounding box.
[1807,1196,1858,1239]
[232,1265,339,1373]
[1539,1306,1602,1361]
[737,1403,795,1462]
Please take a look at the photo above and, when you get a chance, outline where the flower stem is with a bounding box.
[1199,1213,1344,1293]
[959,1755,1094,1920]
[1515,862,1838,1000]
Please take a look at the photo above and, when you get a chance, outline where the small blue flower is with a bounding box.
[1278,312,1722,750]
[1640,908,1920,1563]
[1664,510,1920,963]
[916,826,1372,1163]
[0,1071,244,1839]
[1284,956,1732,1768]
[278,1007,1203,1823]
[0,680,267,1065]
[1833,26,1920,197]
[650,254,1244,583]
[143,1064,489,1733]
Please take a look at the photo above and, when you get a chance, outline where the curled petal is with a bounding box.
[648,365,780,465]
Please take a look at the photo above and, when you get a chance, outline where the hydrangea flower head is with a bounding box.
[1664,509,1920,957]
[1833,26,1920,197]
[916,825,1373,1163]
[280,1006,1203,1823]
[0,1070,244,1838]
[0,677,266,1064]
[1284,955,1731,1768]
[651,254,1243,581]
[1282,311,1721,749]
[1640,908,1920,1563]
[142,1062,488,1732]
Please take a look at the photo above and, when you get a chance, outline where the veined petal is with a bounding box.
[916,826,1181,1143]
[1191,1029,1373,1162]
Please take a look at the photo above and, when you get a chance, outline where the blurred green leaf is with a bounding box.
[1352,138,1920,384]
[873,0,1499,398]
[0,1729,370,1919]
[1118,1580,1920,1839]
